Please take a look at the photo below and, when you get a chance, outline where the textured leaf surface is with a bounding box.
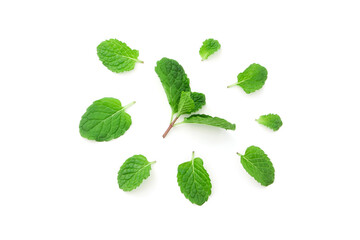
[177,92,195,116]
[79,98,133,141]
[155,58,191,114]
[238,146,275,186]
[256,113,283,131]
[117,155,155,191]
[199,39,221,60]
[177,154,212,205]
[97,39,143,73]
[190,92,206,113]
[183,114,236,130]
[229,63,268,93]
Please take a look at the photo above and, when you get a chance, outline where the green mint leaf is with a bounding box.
[256,113,283,131]
[177,152,212,206]
[190,92,206,113]
[237,146,275,186]
[97,39,143,73]
[177,92,195,116]
[227,63,268,94]
[155,58,191,114]
[182,114,236,130]
[199,38,221,60]
[79,98,134,141]
[117,155,155,191]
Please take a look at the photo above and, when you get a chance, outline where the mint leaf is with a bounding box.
[237,146,275,186]
[177,152,212,206]
[182,114,236,130]
[190,92,206,113]
[177,92,195,116]
[79,98,135,141]
[199,38,221,60]
[227,63,268,93]
[155,58,191,114]
[256,113,283,131]
[97,39,143,73]
[117,155,155,191]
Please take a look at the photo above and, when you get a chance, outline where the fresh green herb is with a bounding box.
[155,58,206,137]
[227,63,268,93]
[256,113,282,131]
[97,39,143,73]
[237,146,275,186]
[199,38,221,60]
[117,155,155,191]
[79,97,135,141]
[177,152,212,206]
[182,114,236,130]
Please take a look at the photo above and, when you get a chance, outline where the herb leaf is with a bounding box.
[97,39,143,73]
[256,113,283,131]
[190,92,206,113]
[237,146,275,186]
[117,155,155,191]
[155,58,191,114]
[227,63,268,93]
[177,92,195,116]
[199,39,221,60]
[182,114,236,130]
[177,152,212,206]
[79,98,134,141]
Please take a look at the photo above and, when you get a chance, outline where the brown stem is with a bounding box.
[162,116,179,138]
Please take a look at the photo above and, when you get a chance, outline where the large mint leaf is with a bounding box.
[237,146,275,186]
[155,58,191,114]
[177,152,212,206]
[256,113,283,131]
[183,114,236,130]
[199,38,221,60]
[177,92,195,116]
[97,39,143,73]
[228,63,268,93]
[117,155,155,191]
[79,98,134,141]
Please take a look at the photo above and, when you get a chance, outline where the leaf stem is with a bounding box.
[123,101,136,110]
[227,83,238,88]
[162,116,180,138]
[150,161,156,165]
[137,59,144,63]
[236,152,242,157]
[191,151,195,160]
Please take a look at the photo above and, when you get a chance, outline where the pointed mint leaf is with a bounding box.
[237,146,275,186]
[155,58,191,114]
[228,63,268,94]
[183,114,236,130]
[190,92,206,113]
[117,155,155,191]
[256,113,283,131]
[177,152,212,206]
[199,39,221,60]
[177,92,195,116]
[79,98,135,141]
[97,39,143,73]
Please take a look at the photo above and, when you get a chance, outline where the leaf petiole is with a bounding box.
[227,83,238,88]
[123,101,136,110]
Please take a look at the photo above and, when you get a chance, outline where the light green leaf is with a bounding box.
[117,155,155,191]
[256,113,283,131]
[97,39,143,73]
[177,92,195,116]
[182,114,236,130]
[237,146,275,186]
[79,98,134,141]
[190,92,206,113]
[199,39,221,60]
[177,152,212,206]
[228,63,268,94]
[155,58,191,114]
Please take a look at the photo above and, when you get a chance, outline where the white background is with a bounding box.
[1,0,359,239]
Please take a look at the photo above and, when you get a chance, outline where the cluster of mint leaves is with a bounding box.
[79,38,283,206]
